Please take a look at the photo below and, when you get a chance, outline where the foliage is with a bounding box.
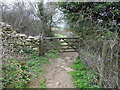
[69,57,99,88]
[27,52,50,78]
[13,48,34,54]
[38,2,57,37]
[44,53,58,58]
[2,60,31,88]
[58,2,119,39]
[2,49,50,88]
[2,2,43,35]
[44,49,59,58]
[59,3,119,88]
[54,34,67,37]
[40,78,46,88]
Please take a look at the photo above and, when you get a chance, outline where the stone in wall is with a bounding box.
[1,22,39,52]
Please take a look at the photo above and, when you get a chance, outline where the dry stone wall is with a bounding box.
[0,22,40,55]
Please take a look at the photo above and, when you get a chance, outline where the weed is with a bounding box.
[26,53,50,78]
[70,56,100,88]
[44,53,58,58]
[2,60,31,88]
[54,34,67,37]
[2,48,51,88]
[40,78,46,88]
[3,47,59,88]
[44,49,59,58]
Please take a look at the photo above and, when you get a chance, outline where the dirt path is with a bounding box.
[45,52,78,88]
[28,52,78,88]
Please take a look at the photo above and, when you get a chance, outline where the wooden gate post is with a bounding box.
[39,36,44,56]
[100,40,108,87]
[78,36,82,55]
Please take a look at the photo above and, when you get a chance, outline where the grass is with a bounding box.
[2,60,31,88]
[2,47,60,88]
[40,78,46,88]
[26,52,51,78]
[44,53,58,58]
[2,51,50,88]
[25,49,59,88]
[69,56,100,88]
[44,49,60,58]
[54,34,67,37]
[2,48,59,88]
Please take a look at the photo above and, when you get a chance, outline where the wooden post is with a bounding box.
[100,40,108,87]
[78,37,81,53]
[78,36,82,56]
[118,38,120,89]
[39,36,44,56]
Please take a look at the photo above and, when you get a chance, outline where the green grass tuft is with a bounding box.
[70,57,100,88]
[2,49,51,88]
[40,78,46,88]
[44,49,59,58]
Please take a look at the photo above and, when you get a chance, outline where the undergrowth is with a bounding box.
[26,52,50,78]
[2,60,31,88]
[40,78,46,88]
[2,49,58,88]
[44,49,59,58]
[54,34,67,37]
[70,56,100,88]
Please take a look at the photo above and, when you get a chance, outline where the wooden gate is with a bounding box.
[39,36,79,56]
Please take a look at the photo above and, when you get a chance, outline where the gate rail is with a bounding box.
[39,36,80,56]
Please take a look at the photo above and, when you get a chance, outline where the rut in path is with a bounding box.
[45,52,78,88]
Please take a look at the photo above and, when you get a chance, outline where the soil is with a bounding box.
[45,52,78,88]
[28,52,78,88]
[28,29,78,88]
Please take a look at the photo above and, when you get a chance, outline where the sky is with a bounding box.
[0,0,119,3]
[1,0,38,3]
[0,0,48,3]
[0,0,69,28]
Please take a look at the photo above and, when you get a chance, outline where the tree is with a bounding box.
[59,2,120,39]
[1,1,44,35]
[37,1,57,37]
[59,2,119,88]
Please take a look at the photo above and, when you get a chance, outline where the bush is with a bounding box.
[2,60,31,88]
